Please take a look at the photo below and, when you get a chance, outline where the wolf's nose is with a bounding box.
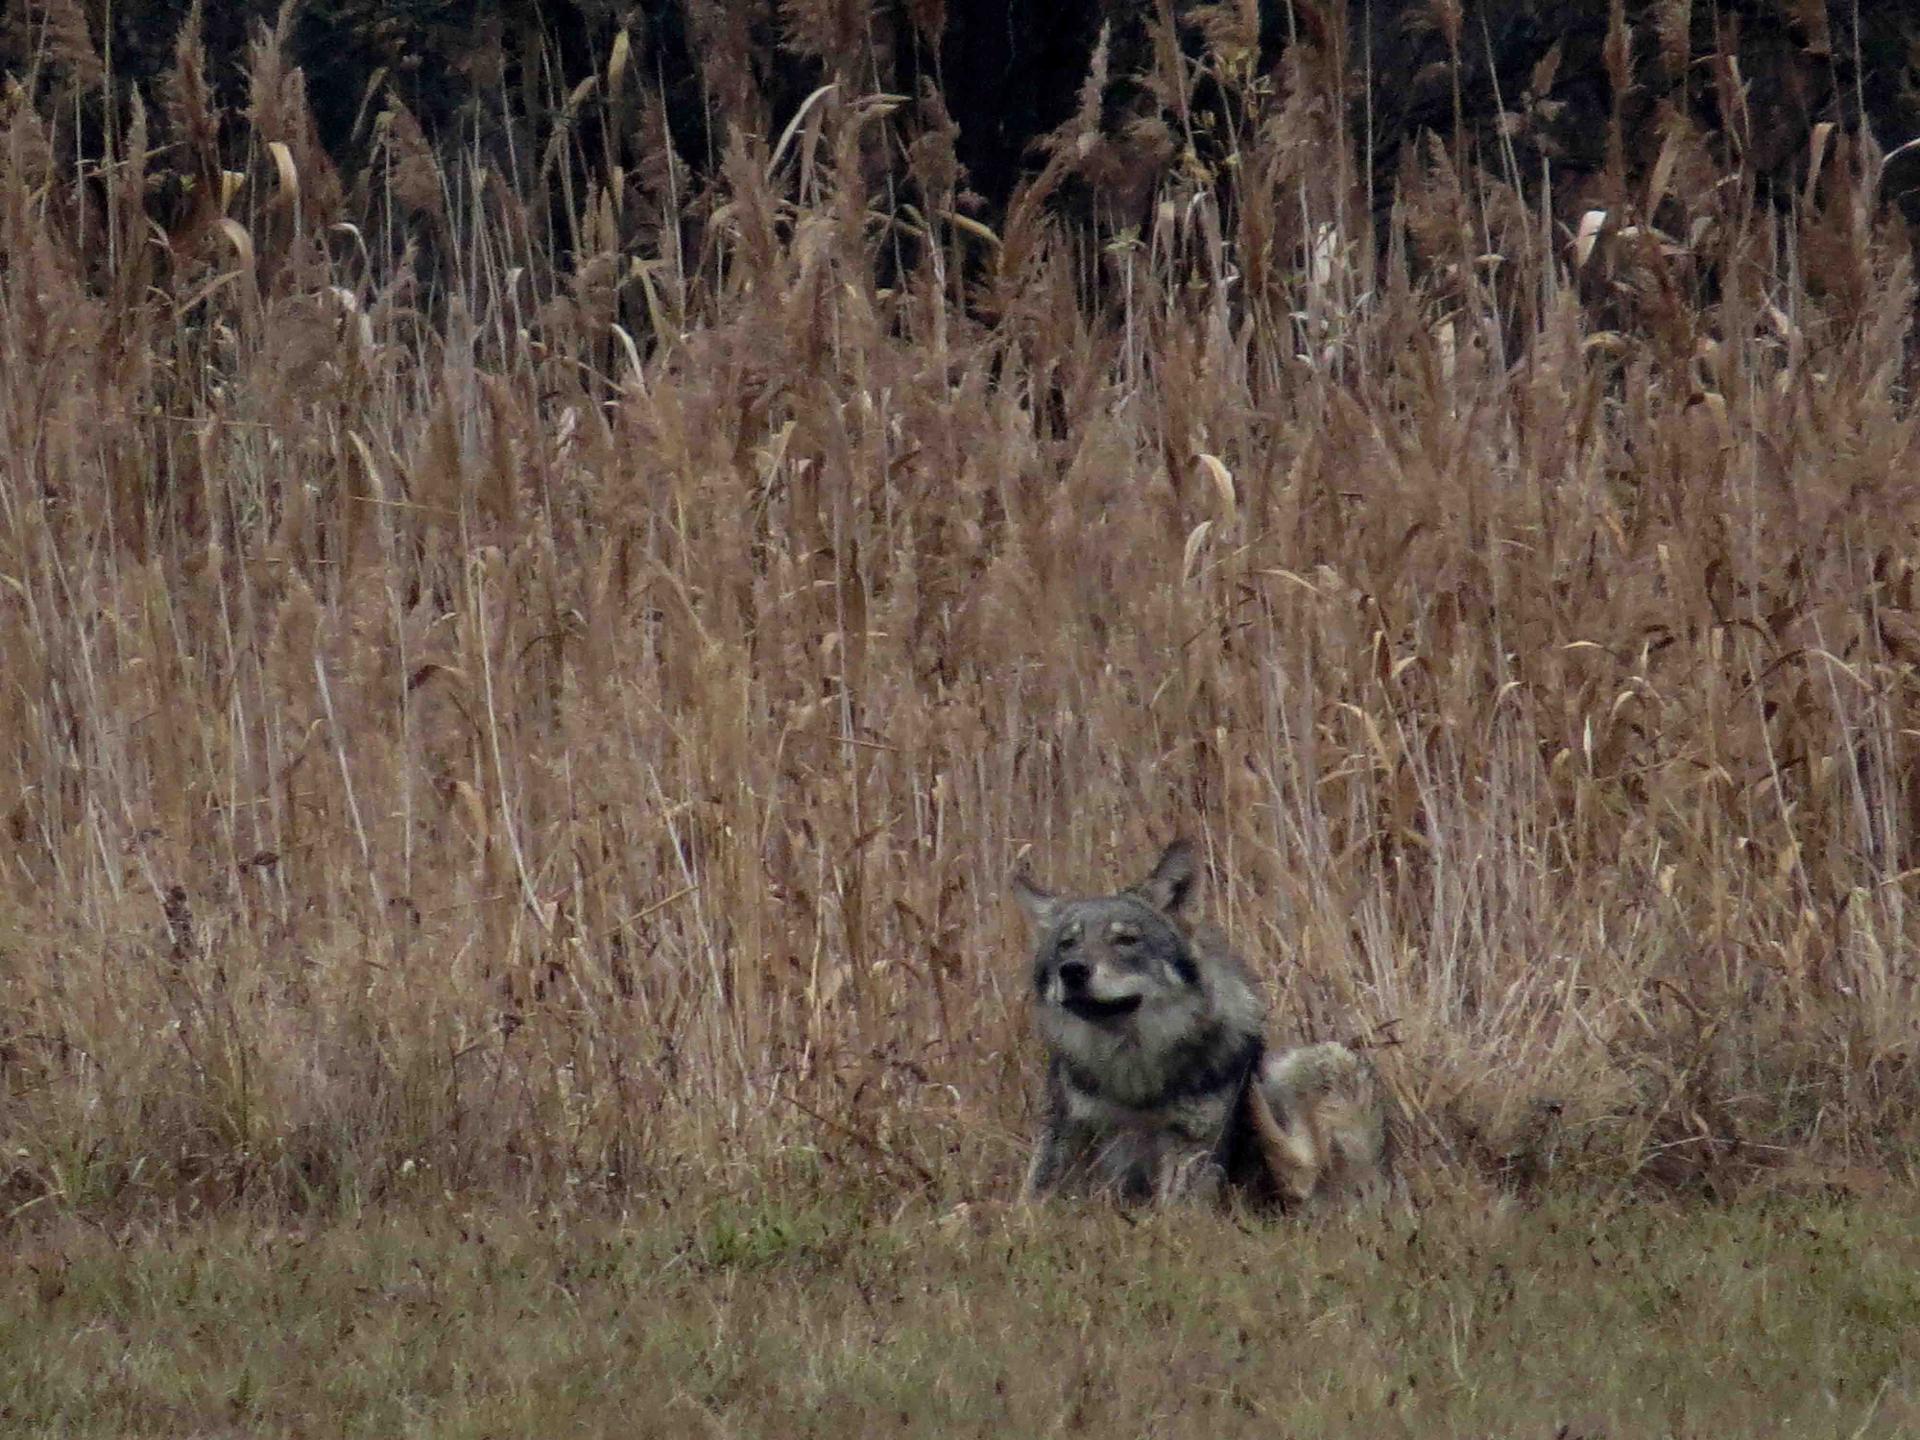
[1058,960,1091,991]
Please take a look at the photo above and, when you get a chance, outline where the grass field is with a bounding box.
[7,1185,1919,1438]
[3,5,1920,1433]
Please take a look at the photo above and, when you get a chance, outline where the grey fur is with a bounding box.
[1013,841,1390,1211]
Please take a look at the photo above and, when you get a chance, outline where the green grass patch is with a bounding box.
[3,1187,1916,1438]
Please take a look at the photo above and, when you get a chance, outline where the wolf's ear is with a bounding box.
[1011,869,1060,928]
[1133,840,1198,916]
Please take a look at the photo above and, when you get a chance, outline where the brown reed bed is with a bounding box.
[1,4,1916,1224]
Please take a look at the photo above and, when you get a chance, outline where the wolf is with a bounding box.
[1012,840,1389,1211]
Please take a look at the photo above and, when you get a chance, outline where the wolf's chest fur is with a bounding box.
[1048,1039,1272,1204]
[1062,1075,1235,1144]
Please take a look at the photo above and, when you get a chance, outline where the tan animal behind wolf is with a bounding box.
[1012,841,1390,1211]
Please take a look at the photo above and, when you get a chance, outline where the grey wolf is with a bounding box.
[1012,840,1390,1211]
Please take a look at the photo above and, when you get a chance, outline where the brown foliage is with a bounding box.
[0,7,1917,1222]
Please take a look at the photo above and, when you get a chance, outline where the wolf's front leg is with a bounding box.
[1152,1147,1226,1206]
[1020,1112,1072,1202]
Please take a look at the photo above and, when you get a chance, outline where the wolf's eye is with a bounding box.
[1108,925,1140,949]
[1055,930,1077,951]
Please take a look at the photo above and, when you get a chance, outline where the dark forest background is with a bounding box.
[13,1,1920,267]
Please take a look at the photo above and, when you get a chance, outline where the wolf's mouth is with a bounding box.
[1062,993,1144,1023]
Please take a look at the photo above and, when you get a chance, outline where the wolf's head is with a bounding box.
[1012,841,1264,1104]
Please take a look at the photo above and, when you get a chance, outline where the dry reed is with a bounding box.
[1,6,1916,1222]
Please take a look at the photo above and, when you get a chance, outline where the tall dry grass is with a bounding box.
[1,5,1917,1221]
